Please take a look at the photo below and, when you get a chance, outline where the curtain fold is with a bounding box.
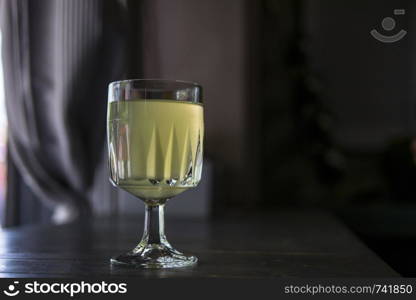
[0,0,127,224]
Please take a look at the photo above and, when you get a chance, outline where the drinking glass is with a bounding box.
[107,79,203,268]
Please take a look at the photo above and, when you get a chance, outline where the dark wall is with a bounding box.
[259,0,416,206]
[306,0,413,151]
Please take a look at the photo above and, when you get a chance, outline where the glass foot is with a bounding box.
[111,243,198,269]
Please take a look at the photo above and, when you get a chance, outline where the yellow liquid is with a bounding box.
[107,99,204,201]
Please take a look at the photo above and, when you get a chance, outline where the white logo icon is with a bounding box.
[3,281,20,297]
[371,9,407,43]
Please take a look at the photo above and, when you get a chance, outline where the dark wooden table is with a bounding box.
[0,211,398,278]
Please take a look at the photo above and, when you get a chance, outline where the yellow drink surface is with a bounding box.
[107,99,204,200]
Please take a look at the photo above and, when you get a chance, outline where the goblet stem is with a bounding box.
[110,201,197,268]
[141,204,168,246]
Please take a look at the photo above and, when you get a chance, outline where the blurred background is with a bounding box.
[0,0,416,276]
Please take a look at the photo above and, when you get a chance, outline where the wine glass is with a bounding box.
[107,79,203,268]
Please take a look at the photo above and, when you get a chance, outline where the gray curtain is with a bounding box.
[0,0,127,224]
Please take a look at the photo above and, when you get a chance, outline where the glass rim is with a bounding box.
[108,78,202,89]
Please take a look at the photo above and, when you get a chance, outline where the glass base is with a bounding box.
[111,243,198,269]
